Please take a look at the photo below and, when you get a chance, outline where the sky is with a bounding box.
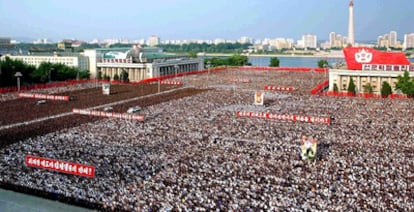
[0,0,413,42]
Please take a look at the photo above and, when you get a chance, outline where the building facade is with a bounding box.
[147,35,160,47]
[403,33,414,50]
[328,69,413,94]
[301,34,317,49]
[88,47,204,81]
[4,52,89,70]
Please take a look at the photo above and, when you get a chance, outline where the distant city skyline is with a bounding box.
[1,0,414,41]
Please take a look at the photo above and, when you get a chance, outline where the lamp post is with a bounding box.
[174,64,179,80]
[14,71,22,92]
[323,63,328,79]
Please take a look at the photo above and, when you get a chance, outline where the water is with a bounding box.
[248,56,343,67]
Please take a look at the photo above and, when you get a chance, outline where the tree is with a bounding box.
[269,57,280,67]
[381,81,392,98]
[317,59,329,68]
[113,73,119,80]
[188,51,197,58]
[78,70,90,79]
[347,78,356,95]
[103,74,110,81]
[333,83,339,92]
[363,83,374,94]
[395,71,414,97]
[120,70,129,82]
[0,56,36,87]
[97,71,102,80]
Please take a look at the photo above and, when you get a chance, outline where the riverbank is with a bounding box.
[200,52,345,59]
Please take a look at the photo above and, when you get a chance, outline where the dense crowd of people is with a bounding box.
[0,69,413,211]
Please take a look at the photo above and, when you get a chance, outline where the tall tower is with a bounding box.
[347,0,355,46]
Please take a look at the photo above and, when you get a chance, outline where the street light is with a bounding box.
[174,64,179,80]
[14,71,22,92]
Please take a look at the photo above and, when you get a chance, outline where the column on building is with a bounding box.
[128,68,134,81]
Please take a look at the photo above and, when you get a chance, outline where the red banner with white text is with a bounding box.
[236,111,331,124]
[343,47,410,70]
[26,155,95,178]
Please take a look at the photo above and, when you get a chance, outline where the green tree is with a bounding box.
[113,73,119,80]
[269,57,280,67]
[317,59,329,68]
[227,54,250,66]
[188,51,197,58]
[333,83,339,92]
[78,70,90,79]
[0,56,36,87]
[395,71,414,97]
[347,78,356,95]
[363,83,374,94]
[120,70,129,82]
[381,81,392,98]
[103,74,110,81]
[97,71,102,80]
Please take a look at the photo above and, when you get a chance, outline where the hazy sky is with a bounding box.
[1,0,413,41]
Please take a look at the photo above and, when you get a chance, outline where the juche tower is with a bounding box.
[347,0,355,46]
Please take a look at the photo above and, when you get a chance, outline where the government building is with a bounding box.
[84,46,203,81]
[328,47,414,94]
[2,45,204,82]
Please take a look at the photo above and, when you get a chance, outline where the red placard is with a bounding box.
[343,47,410,70]
[160,81,183,85]
[236,111,331,124]
[73,108,145,121]
[25,155,95,178]
[19,93,70,101]
[264,86,295,91]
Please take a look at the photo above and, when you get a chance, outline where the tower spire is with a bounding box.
[347,0,355,46]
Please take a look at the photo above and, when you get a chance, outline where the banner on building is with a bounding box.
[343,47,410,70]
[102,83,110,95]
[25,155,95,178]
[254,91,264,106]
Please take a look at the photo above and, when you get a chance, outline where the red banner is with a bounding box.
[25,155,95,178]
[18,93,70,101]
[72,108,145,121]
[160,81,183,85]
[343,47,410,70]
[264,86,295,91]
[236,111,331,124]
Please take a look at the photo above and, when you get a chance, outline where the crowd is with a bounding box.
[0,69,413,211]
[0,82,101,102]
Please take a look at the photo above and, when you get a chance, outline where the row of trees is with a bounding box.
[159,43,251,54]
[332,71,414,98]
[0,57,89,87]
[204,54,251,67]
